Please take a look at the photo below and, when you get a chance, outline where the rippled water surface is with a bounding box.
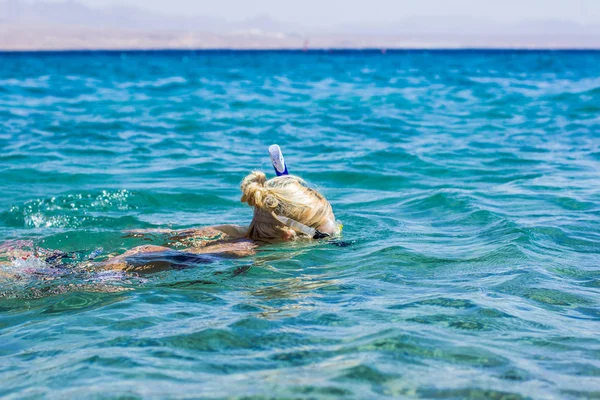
[1,50,599,399]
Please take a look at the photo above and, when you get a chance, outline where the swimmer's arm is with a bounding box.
[114,242,256,259]
[123,228,174,237]
[185,241,257,258]
[122,228,205,238]
[100,242,256,272]
[100,245,173,272]
[123,225,247,241]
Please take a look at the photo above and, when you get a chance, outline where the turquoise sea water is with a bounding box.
[0,50,599,399]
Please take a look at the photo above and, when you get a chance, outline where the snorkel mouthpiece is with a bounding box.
[313,230,330,239]
[269,144,289,176]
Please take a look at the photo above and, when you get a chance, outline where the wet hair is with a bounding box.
[240,171,334,241]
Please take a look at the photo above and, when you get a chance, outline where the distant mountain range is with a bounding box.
[0,0,297,32]
[1,0,599,50]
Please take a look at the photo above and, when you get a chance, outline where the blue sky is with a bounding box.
[50,0,600,25]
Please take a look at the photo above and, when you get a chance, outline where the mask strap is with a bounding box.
[271,213,329,239]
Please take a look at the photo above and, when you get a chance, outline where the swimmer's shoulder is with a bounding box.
[212,225,249,238]
[166,225,248,249]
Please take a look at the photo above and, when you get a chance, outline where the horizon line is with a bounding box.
[2,48,600,54]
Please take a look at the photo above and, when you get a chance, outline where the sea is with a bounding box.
[0,50,599,399]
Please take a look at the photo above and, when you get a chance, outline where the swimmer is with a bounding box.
[1,146,339,275]
[106,168,338,272]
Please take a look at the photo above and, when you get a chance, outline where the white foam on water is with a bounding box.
[10,256,48,271]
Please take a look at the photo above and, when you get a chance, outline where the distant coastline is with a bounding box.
[2,48,600,54]
[1,29,599,52]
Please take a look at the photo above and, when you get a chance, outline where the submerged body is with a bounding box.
[106,226,257,273]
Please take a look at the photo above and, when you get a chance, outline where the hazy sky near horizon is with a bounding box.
[46,0,600,25]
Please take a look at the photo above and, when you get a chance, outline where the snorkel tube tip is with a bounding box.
[269,144,289,176]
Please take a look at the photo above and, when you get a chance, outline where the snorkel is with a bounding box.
[269,144,289,176]
[268,144,334,240]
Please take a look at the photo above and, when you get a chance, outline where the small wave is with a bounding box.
[0,76,50,88]
[14,190,133,213]
[117,77,188,89]
[1,190,136,229]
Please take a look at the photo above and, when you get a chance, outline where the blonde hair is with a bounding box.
[240,171,334,241]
